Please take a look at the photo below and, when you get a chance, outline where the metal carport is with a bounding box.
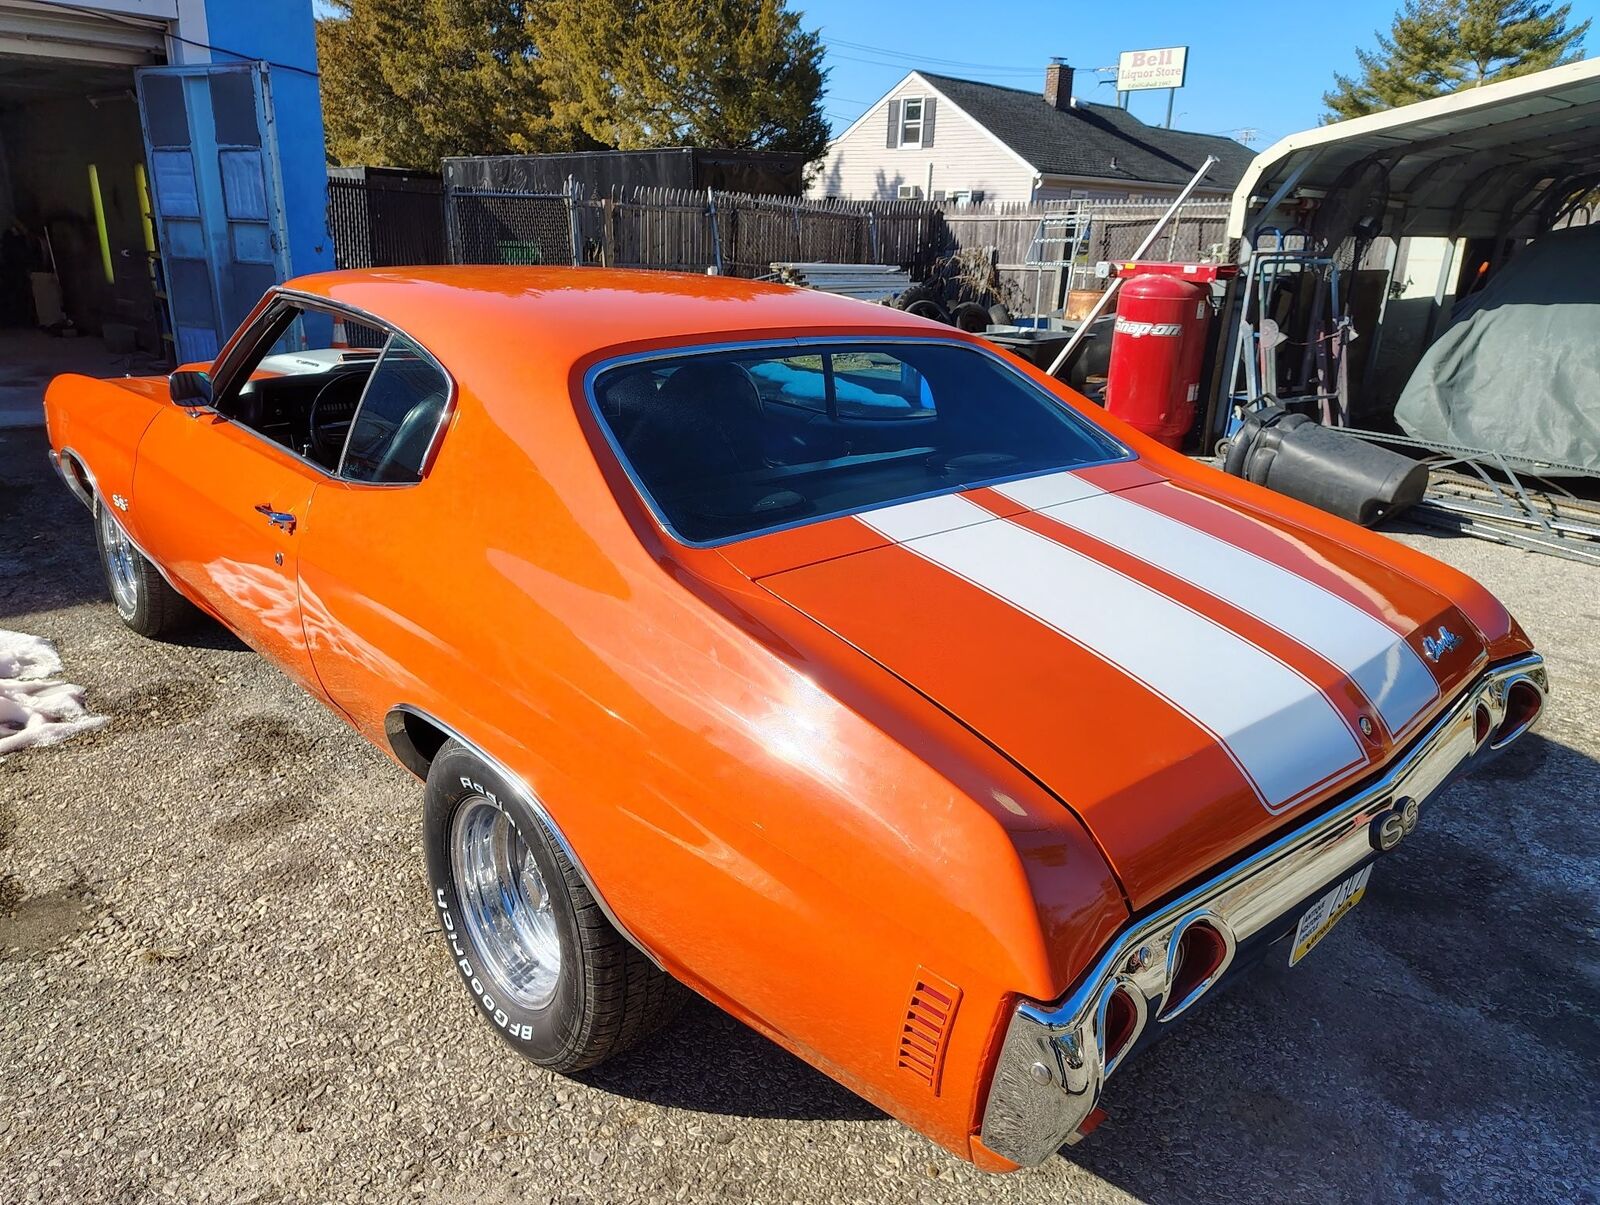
[1211,59,1600,565]
[1228,57,1600,243]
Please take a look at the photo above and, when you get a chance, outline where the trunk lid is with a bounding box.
[733,466,1485,907]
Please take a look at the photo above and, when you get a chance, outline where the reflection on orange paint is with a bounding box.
[42,267,1535,1168]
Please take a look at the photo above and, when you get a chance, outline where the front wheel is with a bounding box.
[95,501,197,639]
[422,741,684,1071]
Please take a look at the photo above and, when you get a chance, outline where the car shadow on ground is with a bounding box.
[1,429,118,623]
[0,428,247,652]
[1062,732,1600,1204]
[575,734,1600,1189]
[575,995,884,1123]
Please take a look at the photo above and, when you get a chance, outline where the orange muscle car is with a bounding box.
[44,269,1547,1170]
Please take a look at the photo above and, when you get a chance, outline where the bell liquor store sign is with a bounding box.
[1117,46,1189,92]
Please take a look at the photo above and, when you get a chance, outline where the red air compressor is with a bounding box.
[1104,262,1234,448]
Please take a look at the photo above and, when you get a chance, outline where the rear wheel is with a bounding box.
[423,741,684,1071]
[95,501,197,639]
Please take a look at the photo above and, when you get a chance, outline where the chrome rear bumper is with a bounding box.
[979,653,1547,1167]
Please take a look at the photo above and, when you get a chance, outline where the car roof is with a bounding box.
[282,267,942,372]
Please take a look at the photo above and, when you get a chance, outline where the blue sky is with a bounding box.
[803,0,1599,149]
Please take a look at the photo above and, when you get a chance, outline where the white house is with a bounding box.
[811,63,1254,205]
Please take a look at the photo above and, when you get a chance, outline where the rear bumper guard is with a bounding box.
[979,652,1547,1167]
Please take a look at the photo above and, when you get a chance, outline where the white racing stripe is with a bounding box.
[858,491,997,542]
[860,493,1364,811]
[989,477,1439,736]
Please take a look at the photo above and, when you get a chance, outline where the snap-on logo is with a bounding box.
[1113,318,1183,338]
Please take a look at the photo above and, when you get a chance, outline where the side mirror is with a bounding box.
[169,370,213,407]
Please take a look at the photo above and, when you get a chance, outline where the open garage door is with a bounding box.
[136,62,293,362]
[0,2,165,68]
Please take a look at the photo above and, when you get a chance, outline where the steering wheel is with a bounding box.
[307,371,368,468]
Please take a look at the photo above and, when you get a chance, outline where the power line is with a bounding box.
[824,36,1045,75]
[43,0,320,77]
[825,49,1040,79]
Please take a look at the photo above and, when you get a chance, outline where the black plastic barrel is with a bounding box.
[1223,407,1428,527]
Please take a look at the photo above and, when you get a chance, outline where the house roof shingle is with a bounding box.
[917,72,1256,192]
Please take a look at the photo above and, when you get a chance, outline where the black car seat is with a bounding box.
[599,370,662,445]
[626,362,766,485]
[369,386,448,481]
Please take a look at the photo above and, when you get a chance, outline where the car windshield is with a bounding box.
[591,341,1126,544]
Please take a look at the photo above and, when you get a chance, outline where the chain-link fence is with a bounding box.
[1080,200,1230,272]
[445,190,575,266]
[326,173,447,270]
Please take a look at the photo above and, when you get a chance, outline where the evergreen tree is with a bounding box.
[317,0,584,167]
[533,0,830,158]
[1324,0,1589,120]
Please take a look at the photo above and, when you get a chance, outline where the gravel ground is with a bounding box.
[2,423,1597,1204]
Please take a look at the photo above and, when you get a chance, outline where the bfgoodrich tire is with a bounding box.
[94,501,198,639]
[423,741,684,1071]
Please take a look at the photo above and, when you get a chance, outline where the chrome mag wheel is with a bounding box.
[99,506,140,616]
[450,796,562,1009]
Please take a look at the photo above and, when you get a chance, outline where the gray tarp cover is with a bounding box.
[1396,225,1600,474]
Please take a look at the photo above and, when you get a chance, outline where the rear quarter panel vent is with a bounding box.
[896,969,962,1093]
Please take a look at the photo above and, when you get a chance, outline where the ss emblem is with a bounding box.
[1370,796,1421,852]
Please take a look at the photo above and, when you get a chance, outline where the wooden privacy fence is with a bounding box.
[942,197,1233,313]
[329,175,1231,309]
[568,187,948,278]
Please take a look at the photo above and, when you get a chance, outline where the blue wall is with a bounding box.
[200,0,333,281]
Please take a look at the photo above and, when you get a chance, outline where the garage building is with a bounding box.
[0,0,331,422]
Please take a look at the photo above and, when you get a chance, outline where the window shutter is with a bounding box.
[886,99,901,148]
[922,97,937,147]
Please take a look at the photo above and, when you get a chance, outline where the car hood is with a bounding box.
[735,465,1487,908]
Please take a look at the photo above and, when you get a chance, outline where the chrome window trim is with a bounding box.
[581,335,1133,550]
[207,288,458,491]
[385,703,663,971]
[980,652,1548,1167]
[333,331,396,480]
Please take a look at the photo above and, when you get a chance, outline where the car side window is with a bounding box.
[217,302,389,472]
[339,334,451,484]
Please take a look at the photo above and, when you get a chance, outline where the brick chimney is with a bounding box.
[1044,59,1075,111]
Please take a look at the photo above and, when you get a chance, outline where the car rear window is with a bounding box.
[591,341,1126,544]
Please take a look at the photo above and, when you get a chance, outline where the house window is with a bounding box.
[898,185,923,200]
[900,97,924,147]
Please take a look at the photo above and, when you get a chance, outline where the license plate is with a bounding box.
[1289,865,1372,966]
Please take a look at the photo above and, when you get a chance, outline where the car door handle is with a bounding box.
[253,504,297,533]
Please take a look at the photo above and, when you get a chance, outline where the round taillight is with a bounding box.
[1161,921,1231,1020]
[1103,986,1140,1064]
[1492,680,1542,748]
[1474,703,1493,746]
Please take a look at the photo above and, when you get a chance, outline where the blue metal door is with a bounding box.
[135,62,294,363]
